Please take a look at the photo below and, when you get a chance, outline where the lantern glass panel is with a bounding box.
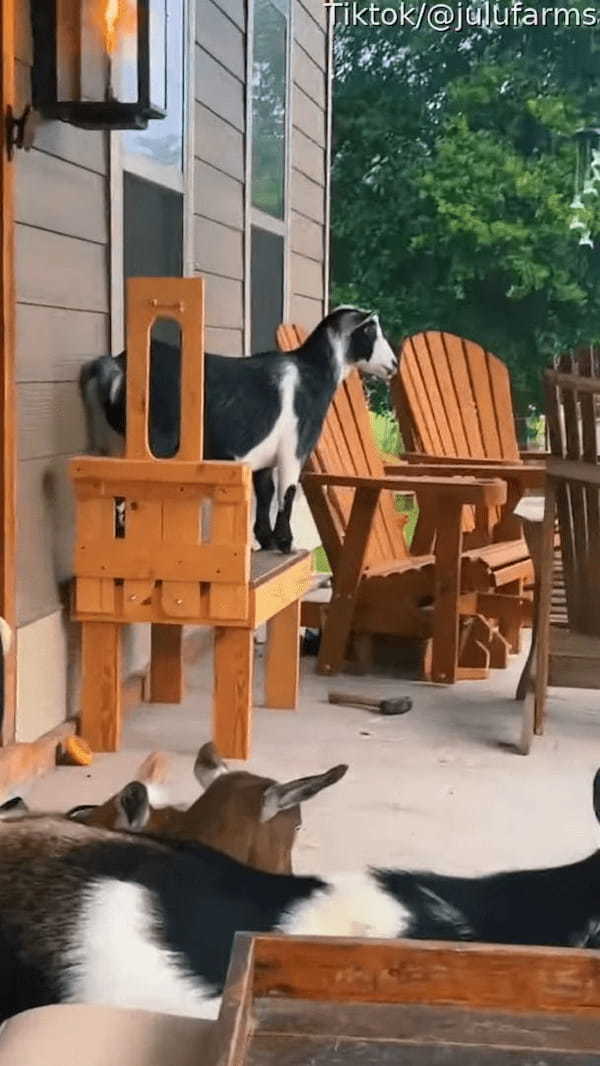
[123,0,183,169]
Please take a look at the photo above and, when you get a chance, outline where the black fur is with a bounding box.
[0,823,325,1022]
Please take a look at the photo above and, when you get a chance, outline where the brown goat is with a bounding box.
[65,742,347,874]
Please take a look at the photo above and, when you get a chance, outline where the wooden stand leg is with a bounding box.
[534,484,556,736]
[150,624,183,703]
[317,487,379,676]
[499,579,524,654]
[213,627,254,759]
[265,600,300,709]
[80,621,122,752]
[431,501,463,684]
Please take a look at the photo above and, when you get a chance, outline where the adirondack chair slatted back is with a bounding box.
[544,350,600,637]
[393,331,520,538]
[276,324,410,572]
[394,331,519,461]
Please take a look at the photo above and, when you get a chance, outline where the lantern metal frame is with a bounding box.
[30,0,167,131]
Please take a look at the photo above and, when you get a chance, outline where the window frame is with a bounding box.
[110,0,195,353]
[245,0,293,352]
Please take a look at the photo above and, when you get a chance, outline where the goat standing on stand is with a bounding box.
[80,307,397,553]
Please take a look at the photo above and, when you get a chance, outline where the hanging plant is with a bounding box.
[569,128,600,249]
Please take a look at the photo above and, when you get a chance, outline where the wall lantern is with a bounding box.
[30,0,167,130]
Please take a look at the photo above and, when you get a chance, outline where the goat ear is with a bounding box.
[349,310,377,333]
[261,764,348,822]
[0,796,29,820]
[194,741,228,790]
[593,769,600,825]
[66,803,98,823]
[117,781,150,830]
[135,751,171,785]
[135,751,171,807]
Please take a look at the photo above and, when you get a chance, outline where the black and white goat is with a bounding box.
[2,768,600,1022]
[80,306,397,552]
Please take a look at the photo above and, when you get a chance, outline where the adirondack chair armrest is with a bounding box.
[301,472,507,507]
[386,463,545,489]
[379,451,407,467]
[394,453,518,468]
[519,450,550,463]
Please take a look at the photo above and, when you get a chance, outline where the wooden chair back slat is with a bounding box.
[276,324,409,570]
[394,331,520,540]
[396,331,519,461]
[578,351,600,635]
[544,351,600,636]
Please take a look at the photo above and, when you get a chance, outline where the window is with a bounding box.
[122,0,186,188]
[111,0,190,352]
[123,173,183,347]
[251,226,284,351]
[249,0,291,351]
[251,0,288,219]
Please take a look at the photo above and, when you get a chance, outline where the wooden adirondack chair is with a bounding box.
[276,324,509,683]
[530,353,600,741]
[391,331,544,653]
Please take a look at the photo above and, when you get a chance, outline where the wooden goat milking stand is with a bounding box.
[70,278,311,759]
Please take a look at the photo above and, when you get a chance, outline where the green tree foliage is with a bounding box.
[332,10,600,411]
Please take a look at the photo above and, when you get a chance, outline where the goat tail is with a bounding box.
[0,618,11,657]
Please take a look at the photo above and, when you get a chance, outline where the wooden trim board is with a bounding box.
[213,933,600,1064]
[0,0,16,744]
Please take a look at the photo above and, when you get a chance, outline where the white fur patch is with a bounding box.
[238,363,300,475]
[362,316,397,380]
[66,879,220,1019]
[144,783,172,808]
[277,872,410,939]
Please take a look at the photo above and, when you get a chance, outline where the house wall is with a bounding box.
[11,0,329,742]
[194,0,246,355]
[290,0,329,330]
[14,0,110,739]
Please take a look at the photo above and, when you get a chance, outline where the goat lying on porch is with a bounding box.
[0,742,347,875]
[1,767,600,1022]
[79,306,397,552]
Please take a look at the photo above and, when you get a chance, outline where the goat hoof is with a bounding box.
[274,536,293,554]
[255,533,275,551]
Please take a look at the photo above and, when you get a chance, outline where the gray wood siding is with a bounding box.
[289,0,329,328]
[11,0,330,741]
[15,0,109,638]
[193,0,246,354]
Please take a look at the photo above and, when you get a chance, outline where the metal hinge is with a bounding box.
[6,106,40,160]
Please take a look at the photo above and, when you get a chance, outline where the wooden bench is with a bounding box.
[70,278,311,760]
[212,932,600,1064]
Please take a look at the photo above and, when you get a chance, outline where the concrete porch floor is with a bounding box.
[26,637,600,878]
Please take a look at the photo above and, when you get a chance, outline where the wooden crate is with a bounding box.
[212,933,600,1064]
